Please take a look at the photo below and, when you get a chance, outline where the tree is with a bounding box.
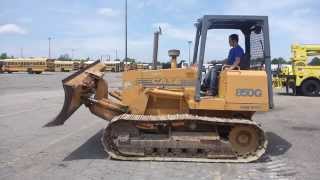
[271,57,288,64]
[177,60,186,68]
[123,57,136,63]
[309,57,320,66]
[161,62,171,69]
[0,53,8,59]
[58,54,71,61]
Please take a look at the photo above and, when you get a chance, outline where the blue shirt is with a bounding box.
[227,45,244,65]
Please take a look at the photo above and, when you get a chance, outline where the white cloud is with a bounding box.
[223,0,320,58]
[0,24,27,35]
[227,0,312,14]
[97,8,120,17]
[274,16,320,43]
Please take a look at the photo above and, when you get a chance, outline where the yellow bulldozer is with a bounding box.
[46,15,274,162]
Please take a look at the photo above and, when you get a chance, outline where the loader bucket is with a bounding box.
[45,61,106,127]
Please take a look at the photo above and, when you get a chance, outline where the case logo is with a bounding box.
[236,88,262,97]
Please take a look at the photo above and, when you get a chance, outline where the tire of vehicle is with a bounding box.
[27,68,33,74]
[295,86,302,96]
[301,80,320,96]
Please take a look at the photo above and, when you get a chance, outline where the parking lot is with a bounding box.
[1,72,320,180]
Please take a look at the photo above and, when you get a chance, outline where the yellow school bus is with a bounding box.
[0,60,4,73]
[46,59,55,71]
[54,61,74,72]
[82,61,95,69]
[73,61,80,71]
[136,63,149,70]
[124,62,137,71]
[105,61,124,72]
[2,58,47,74]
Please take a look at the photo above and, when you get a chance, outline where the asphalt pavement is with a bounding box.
[0,72,320,180]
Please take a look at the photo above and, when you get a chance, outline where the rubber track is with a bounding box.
[101,114,267,162]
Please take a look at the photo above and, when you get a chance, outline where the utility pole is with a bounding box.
[71,49,75,60]
[48,37,52,59]
[115,49,118,60]
[20,48,24,58]
[105,54,111,61]
[188,41,192,66]
[125,0,128,64]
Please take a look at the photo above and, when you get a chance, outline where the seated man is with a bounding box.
[205,34,245,96]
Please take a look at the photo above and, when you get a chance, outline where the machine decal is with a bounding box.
[236,88,262,97]
[136,78,195,88]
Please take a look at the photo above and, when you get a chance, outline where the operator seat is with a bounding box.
[239,53,250,70]
[200,64,222,95]
[201,53,248,96]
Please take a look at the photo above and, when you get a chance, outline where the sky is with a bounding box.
[0,0,319,63]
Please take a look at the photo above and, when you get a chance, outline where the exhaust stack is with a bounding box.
[152,27,162,70]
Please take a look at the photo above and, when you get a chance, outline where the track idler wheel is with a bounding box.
[229,126,259,155]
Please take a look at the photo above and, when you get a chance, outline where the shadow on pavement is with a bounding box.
[63,129,108,161]
[258,132,292,162]
[265,132,292,156]
[63,131,292,162]
[275,92,320,97]
[276,92,296,96]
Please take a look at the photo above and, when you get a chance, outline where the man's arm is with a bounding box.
[227,47,243,70]
[229,57,240,70]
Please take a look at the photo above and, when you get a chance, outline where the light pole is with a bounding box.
[20,48,24,58]
[188,41,192,66]
[115,49,118,60]
[105,54,111,61]
[71,49,75,60]
[124,0,128,64]
[48,37,53,59]
[100,54,111,62]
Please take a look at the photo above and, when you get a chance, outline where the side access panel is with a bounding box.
[219,70,269,112]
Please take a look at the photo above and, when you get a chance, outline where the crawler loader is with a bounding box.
[46,15,274,162]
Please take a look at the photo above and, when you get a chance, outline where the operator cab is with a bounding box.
[192,15,273,108]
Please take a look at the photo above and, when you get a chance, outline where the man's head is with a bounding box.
[229,34,239,47]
